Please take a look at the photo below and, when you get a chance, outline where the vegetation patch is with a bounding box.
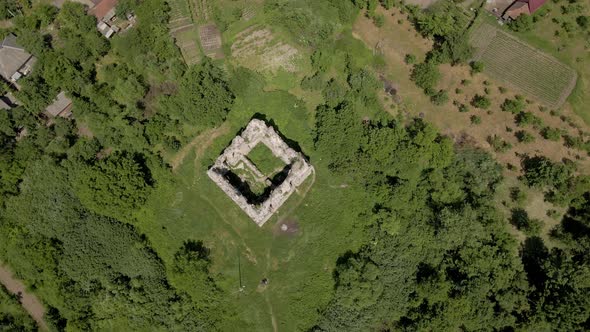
[469,21,577,108]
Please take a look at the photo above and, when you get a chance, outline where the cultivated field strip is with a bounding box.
[168,0,202,65]
[470,22,577,108]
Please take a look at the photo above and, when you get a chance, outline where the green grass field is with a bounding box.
[246,144,286,177]
[135,86,368,330]
[469,19,577,109]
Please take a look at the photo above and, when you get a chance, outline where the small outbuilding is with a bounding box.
[45,91,73,118]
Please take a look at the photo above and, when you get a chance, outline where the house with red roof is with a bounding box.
[88,0,120,38]
[503,0,547,20]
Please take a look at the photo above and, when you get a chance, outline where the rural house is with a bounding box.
[503,0,547,20]
[89,0,120,38]
[45,91,73,118]
[0,34,36,84]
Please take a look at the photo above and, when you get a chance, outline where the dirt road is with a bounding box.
[0,265,48,331]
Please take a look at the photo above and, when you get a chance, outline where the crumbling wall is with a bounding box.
[207,119,314,226]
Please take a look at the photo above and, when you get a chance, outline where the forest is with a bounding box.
[0,0,589,331]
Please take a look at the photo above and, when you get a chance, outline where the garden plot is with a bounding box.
[231,27,300,72]
[168,0,201,65]
[470,22,577,108]
[192,0,211,23]
[199,23,224,59]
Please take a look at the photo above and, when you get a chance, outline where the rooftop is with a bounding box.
[45,91,73,118]
[89,0,118,20]
[0,34,34,82]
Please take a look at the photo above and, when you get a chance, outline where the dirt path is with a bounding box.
[170,123,230,171]
[0,265,48,331]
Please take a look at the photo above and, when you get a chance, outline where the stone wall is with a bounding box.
[207,119,314,226]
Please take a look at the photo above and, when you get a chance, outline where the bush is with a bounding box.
[510,187,527,204]
[404,54,417,64]
[458,103,469,112]
[373,14,385,27]
[431,90,449,105]
[487,135,512,152]
[411,61,441,91]
[541,127,562,141]
[470,61,484,74]
[509,14,534,32]
[471,95,491,109]
[501,98,526,114]
[515,130,535,143]
[510,208,541,235]
[461,79,471,86]
[499,86,507,93]
[516,112,543,128]
[470,115,481,124]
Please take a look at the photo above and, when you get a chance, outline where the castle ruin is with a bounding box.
[207,119,314,226]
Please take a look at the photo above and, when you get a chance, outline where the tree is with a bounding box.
[69,152,154,219]
[161,58,234,128]
[509,14,534,32]
[575,15,588,29]
[521,156,574,188]
[411,61,441,91]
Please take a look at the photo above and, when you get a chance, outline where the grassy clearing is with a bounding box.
[136,85,367,330]
[247,144,286,177]
[469,19,577,109]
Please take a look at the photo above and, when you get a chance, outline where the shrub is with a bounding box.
[471,94,491,109]
[499,86,507,93]
[470,115,481,124]
[509,14,534,32]
[373,14,385,27]
[501,98,526,114]
[458,103,469,112]
[516,112,543,128]
[541,127,561,141]
[515,130,535,143]
[461,79,471,86]
[484,87,491,94]
[510,186,527,204]
[455,88,463,94]
[404,53,417,64]
[431,89,449,105]
[470,61,484,74]
[487,135,512,152]
[510,208,541,235]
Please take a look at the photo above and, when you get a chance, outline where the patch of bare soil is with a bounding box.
[0,265,48,331]
[274,218,300,237]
